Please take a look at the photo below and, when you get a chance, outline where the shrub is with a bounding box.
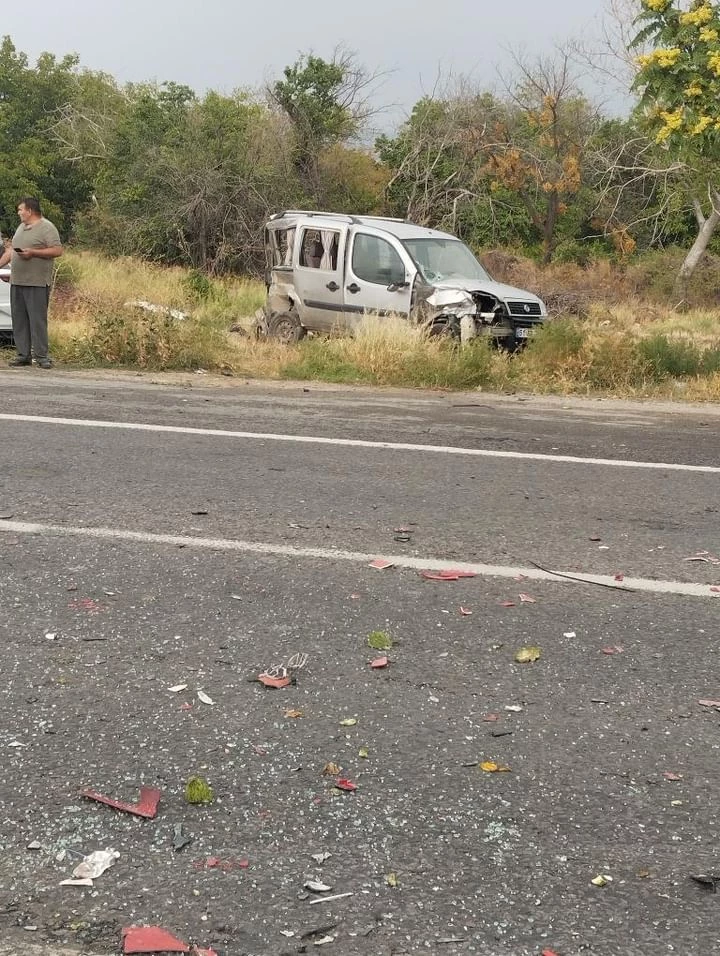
[638,335,703,379]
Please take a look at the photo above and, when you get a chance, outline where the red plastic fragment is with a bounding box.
[499,601,516,608]
[369,558,394,570]
[614,573,625,582]
[482,714,500,722]
[335,778,358,792]
[122,926,189,953]
[421,570,476,581]
[257,673,291,689]
[711,586,720,593]
[370,657,389,669]
[518,593,536,604]
[542,950,560,956]
[81,786,161,819]
[663,771,682,781]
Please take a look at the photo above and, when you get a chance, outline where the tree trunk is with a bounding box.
[676,191,720,294]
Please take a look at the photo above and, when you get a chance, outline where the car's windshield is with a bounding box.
[401,238,490,284]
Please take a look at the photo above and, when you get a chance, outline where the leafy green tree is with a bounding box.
[632,0,720,283]
[271,50,379,200]
[0,38,95,236]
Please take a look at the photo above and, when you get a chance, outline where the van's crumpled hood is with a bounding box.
[426,277,546,312]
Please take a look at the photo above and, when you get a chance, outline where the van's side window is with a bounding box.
[299,229,339,270]
[352,234,405,285]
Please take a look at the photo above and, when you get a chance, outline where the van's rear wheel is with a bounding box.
[267,310,305,345]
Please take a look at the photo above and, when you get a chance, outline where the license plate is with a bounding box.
[515,326,535,339]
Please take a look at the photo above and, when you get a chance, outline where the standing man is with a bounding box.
[0,197,63,368]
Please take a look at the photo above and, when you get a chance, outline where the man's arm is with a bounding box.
[16,245,63,261]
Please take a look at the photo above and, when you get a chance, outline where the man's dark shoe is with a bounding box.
[36,359,53,369]
[8,358,31,367]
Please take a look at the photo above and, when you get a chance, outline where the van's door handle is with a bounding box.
[326,281,339,292]
[346,283,361,294]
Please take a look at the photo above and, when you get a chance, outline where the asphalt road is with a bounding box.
[0,370,719,956]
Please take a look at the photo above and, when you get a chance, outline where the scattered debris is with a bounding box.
[438,939,468,946]
[514,646,541,663]
[601,646,624,655]
[69,598,103,613]
[311,852,332,864]
[518,593,536,604]
[505,704,524,713]
[258,673,291,689]
[305,880,333,893]
[369,559,394,570]
[459,607,473,616]
[67,848,119,883]
[335,778,358,792]
[322,763,342,776]
[663,771,683,781]
[192,856,249,871]
[368,631,393,651]
[499,601,516,608]
[684,551,720,565]
[480,761,511,773]
[385,872,399,887]
[173,823,193,853]
[284,708,305,719]
[698,699,720,708]
[121,925,217,954]
[185,776,214,805]
[308,892,354,906]
[563,631,577,638]
[482,714,500,722]
[591,874,613,887]
[358,747,369,759]
[370,656,389,669]
[529,559,635,591]
[197,691,214,706]
[690,873,720,892]
[190,509,208,516]
[80,786,161,819]
[420,570,476,581]
[257,652,308,689]
[340,718,358,727]
[168,684,188,694]
[124,300,189,321]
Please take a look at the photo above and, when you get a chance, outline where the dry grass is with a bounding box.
[34,249,720,401]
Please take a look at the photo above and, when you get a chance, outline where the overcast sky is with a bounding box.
[3,0,626,126]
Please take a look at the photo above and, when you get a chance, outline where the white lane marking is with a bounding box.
[0,412,716,474]
[1,519,717,599]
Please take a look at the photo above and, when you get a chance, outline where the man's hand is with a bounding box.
[16,249,33,260]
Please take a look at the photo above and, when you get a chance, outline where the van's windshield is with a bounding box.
[402,238,490,284]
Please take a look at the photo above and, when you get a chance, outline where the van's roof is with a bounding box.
[268,210,459,243]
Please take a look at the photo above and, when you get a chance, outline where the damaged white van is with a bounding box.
[255,211,547,345]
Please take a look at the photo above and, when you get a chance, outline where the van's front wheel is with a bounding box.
[268,310,306,345]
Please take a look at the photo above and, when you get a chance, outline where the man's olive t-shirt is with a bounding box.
[11,218,61,286]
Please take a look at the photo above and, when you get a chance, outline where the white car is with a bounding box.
[257,211,547,346]
[0,268,11,342]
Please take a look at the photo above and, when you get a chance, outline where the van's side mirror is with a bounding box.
[387,279,409,292]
